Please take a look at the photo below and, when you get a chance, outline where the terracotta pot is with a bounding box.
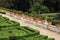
[16,13,19,16]
[33,18,40,23]
[13,12,16,15]
[17,13,20,16]
[13,12,15,14]
[56,24,60,27]
[14,13,18,16]
[24,15,28,19]
[48,21,52,25]
[41,19,46,24]
[28,16,33,20]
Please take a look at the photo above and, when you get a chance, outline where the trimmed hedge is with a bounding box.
[0,11,6,14]
[0,16,20,28]
[0,26,40,40]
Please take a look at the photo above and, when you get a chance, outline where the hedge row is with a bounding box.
[0,15,20,28]
[0,26,40,40]
[0,27,55,40]
[0,11,6,14]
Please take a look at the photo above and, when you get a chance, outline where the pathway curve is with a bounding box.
[0,14,60,40]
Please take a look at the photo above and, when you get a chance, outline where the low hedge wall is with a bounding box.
[0,11,6,14]
[0,26,40,40]
[0,15,20,28]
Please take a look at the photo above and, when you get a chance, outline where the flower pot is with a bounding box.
[14,13,18,16]
[17,13,20,16]
[16,13,19,16]
[48,21,52,26]
[28,16,33,20]
[56,24,60,27]
[33,18,40,23]
[24,15,28,19]
[41,19,46,24]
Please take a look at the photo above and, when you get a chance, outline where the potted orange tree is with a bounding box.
[16,11,23,17]
[47,18,52,26]
[52,20,60,27]
[55,20,60,27]
[40,16,46,24]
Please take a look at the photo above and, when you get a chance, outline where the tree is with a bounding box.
[0,0,51,13]
[43,0,60,12]
[29,0,49,13]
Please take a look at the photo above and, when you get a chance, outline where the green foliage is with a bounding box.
[47,15,56,17]
[40,15,46,20]
[0,16,20,28]
[0,0,60,12]
[55,14,60,20]
[40,6,49,13]
[24,12,29,16]
[52,20,60,25]
[46,38,55,40]
[43,0,60,12]
[47,17,53,22]
[0,11,6,14]
[0,0,14,8]
[29,2,40,11]
[30,0,49,13]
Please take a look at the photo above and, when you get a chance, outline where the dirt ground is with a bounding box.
[0,14,60,40]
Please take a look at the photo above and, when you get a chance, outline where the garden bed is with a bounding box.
[0,15,55,40]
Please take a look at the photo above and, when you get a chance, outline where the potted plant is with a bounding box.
[55,20,60,27]
[47,18,52,26]
[40,16,46,24]
[52,20,60,27]
[17,11,23,16]
[33,17,40,23]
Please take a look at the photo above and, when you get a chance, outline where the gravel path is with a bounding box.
[0,14,60,40]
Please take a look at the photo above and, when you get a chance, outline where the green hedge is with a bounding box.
[0,16,20,28]
[0,11,6,14]
[0,26,40,40]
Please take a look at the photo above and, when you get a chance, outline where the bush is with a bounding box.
[40,6,49,13]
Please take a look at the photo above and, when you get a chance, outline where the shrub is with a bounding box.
[40,6,49,13]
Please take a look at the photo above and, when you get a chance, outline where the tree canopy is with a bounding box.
[0,0,60,13]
